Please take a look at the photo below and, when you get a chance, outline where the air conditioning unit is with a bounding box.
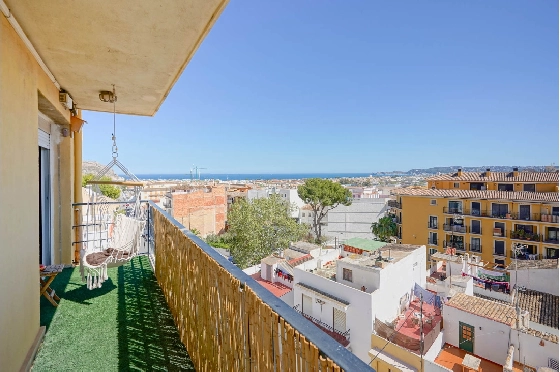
[59,92,73,110]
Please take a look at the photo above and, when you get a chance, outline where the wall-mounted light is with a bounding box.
[61,127,69,137]
[99,90,117,103]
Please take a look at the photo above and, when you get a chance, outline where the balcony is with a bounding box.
[428,222,438,229]
[292,305,350,347]
[443,224,467,233]
[443,241,465,251]
[388,200,401,209]
[510,231,541,242]
[443,207,464,215]
[492,228,507,238]
[54,201,371,371]
[509,212,541,222]
[34,255,199,370]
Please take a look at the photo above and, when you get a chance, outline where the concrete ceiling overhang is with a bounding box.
[5,0,228,116]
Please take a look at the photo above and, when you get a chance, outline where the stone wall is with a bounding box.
[171,186,226,237]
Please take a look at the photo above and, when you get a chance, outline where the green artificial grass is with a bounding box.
[33,256,195,371]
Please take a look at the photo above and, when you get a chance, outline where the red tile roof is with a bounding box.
[428,171,558,183]
[391,188,558,202]
[446,293,517,326]
[250,272,292,298]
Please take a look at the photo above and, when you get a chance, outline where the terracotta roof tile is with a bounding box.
[427,171,558,183]
[391,188,558,202]
[446,293,517,325]
[516,289,559,329]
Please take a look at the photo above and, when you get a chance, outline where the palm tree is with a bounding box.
[371,216,397,242]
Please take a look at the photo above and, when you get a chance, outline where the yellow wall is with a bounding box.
[370,333,422,372]
[398,194,558,266]
[0,13,74,370]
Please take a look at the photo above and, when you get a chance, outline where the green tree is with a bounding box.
[371,216,398,242]
[227,194,308,269]
[82,173,121,199]
[298,178,352,242]
[190,228,201,236]
[205,232,234,249]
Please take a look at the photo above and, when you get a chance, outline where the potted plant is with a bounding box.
[516,229,525,239]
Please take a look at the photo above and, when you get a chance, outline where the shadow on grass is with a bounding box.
[117,256,195,371]
[40,268,72,331]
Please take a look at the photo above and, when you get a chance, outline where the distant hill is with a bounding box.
[404,165,558,175]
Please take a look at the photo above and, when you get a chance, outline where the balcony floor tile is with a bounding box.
[33,256,194,371]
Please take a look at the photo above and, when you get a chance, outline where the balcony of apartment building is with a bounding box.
[510,244,541,261]
[443,240,466,252]
[510,225,541,243]
[442,224,468,234]
[543,226,559,245]
[509,212,542,222]
[32,202,371,371]
[387,200,401,209]
[443,207,465,215]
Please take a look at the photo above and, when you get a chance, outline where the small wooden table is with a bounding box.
[40,265,64,306]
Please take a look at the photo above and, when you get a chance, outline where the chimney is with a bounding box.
[513,167,519,177]
[485,168,491,177]
[457,168,463,177]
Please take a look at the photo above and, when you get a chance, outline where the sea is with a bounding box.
[131,173,382,181]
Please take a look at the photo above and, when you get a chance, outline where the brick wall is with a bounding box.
[171,187,227,237]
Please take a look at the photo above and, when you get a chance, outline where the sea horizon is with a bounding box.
[127,172,400,181]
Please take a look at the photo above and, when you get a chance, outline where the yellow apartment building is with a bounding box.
[390,168,559,267]
[0,1,227,370]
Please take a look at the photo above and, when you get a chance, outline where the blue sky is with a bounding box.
[83,1,558,174]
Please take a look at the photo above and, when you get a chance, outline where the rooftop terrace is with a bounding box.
[435,344,528,372]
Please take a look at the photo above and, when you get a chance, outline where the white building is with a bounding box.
[324,198,390,241]
[292,244,426,363]
[443,293,558,370]
[247,187,305,220]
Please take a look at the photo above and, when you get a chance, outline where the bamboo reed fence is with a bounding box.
[153,207,343,372]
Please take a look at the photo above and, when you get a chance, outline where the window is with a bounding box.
[553,207,559,216]
[470,237,481,252]
[495,258,505,266]
[429,216,438,229]
[498,183,514,191]
[429,232,438,245]
[523,184,536,192]
[471,220,481,234]
[430,199,437,205]
[470,182,484,190]
[342,268,353,282]
[546,248,559,259]
[448,201,462,213]
[453,183,460,188]
[471,202,481,216]
[494,240,505,256]
[491,203,508,218]
[429,248,438,257]
[519,205,531,221]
